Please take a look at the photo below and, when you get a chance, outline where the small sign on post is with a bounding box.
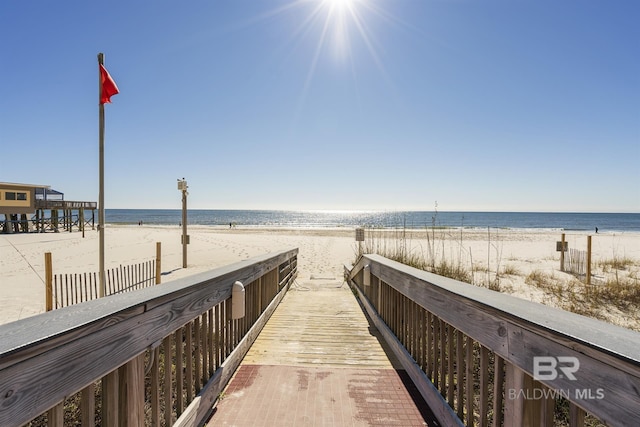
[356,227,365,256]
[559,233,567,272]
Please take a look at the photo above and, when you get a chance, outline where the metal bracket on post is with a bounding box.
[232,281,246,319]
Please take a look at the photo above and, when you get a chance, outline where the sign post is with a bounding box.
[557,233,567,271]
[178,179,189,268]
[355,227,365,257]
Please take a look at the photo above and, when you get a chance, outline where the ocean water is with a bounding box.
[104,209,640,233]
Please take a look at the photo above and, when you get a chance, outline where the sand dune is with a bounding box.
[1,225,638,328]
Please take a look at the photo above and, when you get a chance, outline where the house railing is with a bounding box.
[0,248,298,427]
[347,254,640,427]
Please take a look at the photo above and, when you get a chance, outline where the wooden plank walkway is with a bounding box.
[208,278,438,426]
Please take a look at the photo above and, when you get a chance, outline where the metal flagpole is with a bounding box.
[98,52,106,297]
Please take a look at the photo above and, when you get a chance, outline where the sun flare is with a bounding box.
[323,0,356,12]
[244,0,393,110]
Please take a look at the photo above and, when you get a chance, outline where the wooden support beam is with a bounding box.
[81,383,96,427]
[586,235,592,286]
[125,354,145,427]
[102,370,119,427]
[47,403,64,427]
[156,242,162,284]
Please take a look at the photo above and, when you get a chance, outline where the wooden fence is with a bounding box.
[559,234,593,285]
[45,242,162,310]
[0,248,298,427]
[347,254,640,427]
[564,248,587,277]
[51,260,156,309]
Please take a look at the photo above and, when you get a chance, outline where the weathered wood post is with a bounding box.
[587,235,592,286]
[47,405,63,426]
[155,242,162,284]
[119,354,145,426]
[102,370,119,426]
[81,384,95,426]
[45,252,53,311]
[52,209,59,232]
[560,233,566,271]
[178,179,189,269]
[80,208,85,238]
[504,363,546,426]
[355,227,364,257]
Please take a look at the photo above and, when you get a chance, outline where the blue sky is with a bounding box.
[1,0,638,212]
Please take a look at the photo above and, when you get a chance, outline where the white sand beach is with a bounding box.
[1,226,639,329]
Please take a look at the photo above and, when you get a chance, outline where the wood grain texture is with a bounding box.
[242,279,399,368]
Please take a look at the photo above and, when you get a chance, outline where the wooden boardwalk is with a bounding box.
[208,278,438,426]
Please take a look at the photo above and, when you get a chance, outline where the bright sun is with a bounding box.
[323,0,356,12]
[314,0,374,61]
[247,0,388,106]
[286,0,386,104]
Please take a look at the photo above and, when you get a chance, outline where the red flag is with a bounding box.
[99,64,119,104]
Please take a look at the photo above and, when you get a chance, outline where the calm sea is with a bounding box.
[104,210,640,233]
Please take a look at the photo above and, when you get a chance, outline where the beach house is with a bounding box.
[0,182,96,233]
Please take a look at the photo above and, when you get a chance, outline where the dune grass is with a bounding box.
[357,223,639,331]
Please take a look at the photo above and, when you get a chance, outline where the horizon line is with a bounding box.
[105,207,640,214]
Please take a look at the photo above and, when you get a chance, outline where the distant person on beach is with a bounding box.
[595,227,598,233]
[230,222,232,229]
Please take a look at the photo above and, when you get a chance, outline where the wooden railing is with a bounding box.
[347,254,640,427]
[0,248,298,427]
[35,200,98,209]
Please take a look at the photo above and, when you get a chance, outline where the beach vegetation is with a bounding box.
[599,255,636,272]
[432,258,472,283]
[472,264,489,273]
[501,264,520,276]
[526,270,560,291]
[350,216,634,426]
[355,206,640,333]
[591,278,640,311]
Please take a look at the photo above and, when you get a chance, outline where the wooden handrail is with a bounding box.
[348,254,640,427]
[0,248,298,427]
